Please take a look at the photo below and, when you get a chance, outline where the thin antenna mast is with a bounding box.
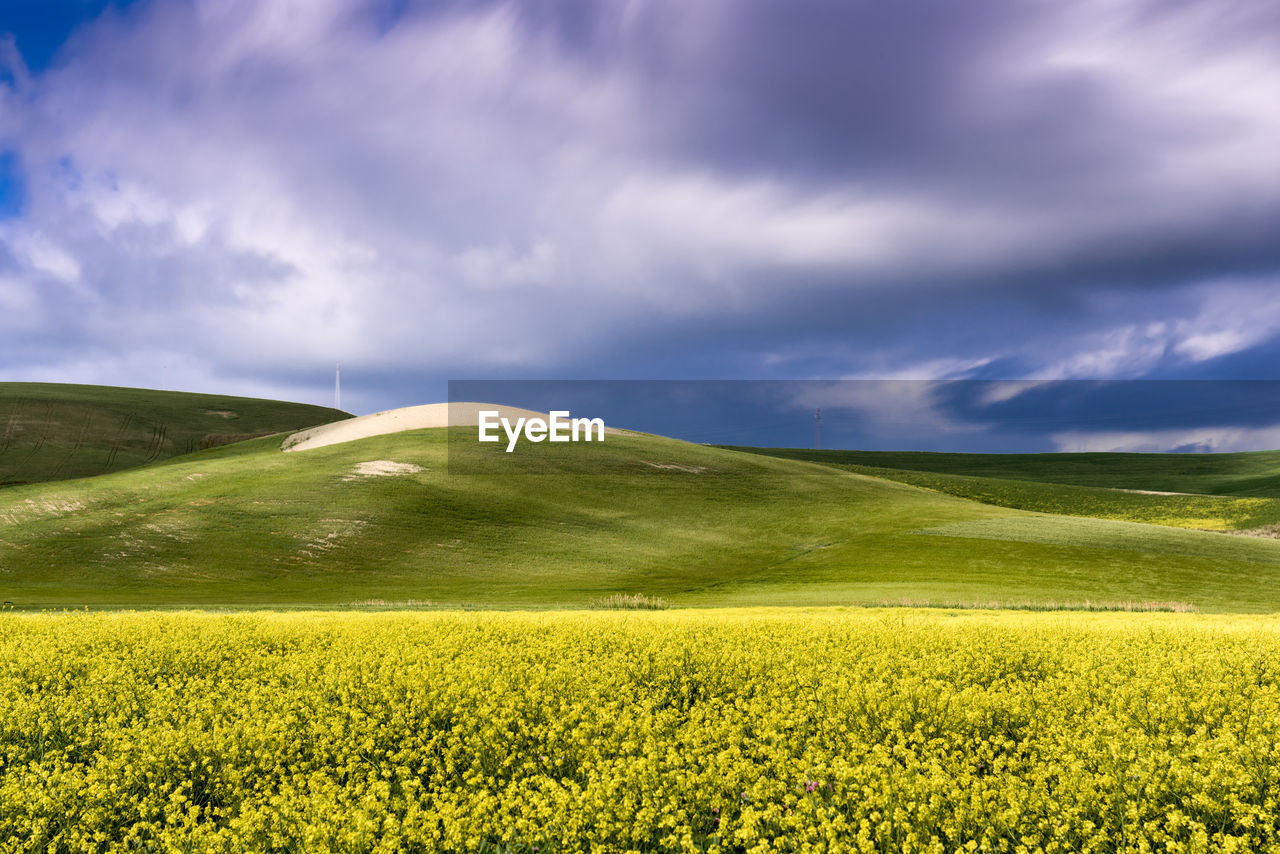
[814,408,822,450]
[335,362,341,411]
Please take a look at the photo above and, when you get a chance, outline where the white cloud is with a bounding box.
[977,380,1056,405]
[1168,278,1280,364]
[454,241,558,290]
[1175,330,1253,363]
[1037,1,1280,197]
[788,378,987,437]
[13,232,80,281]
[1015,275,1280,382]
[1032,324,1171,381]
[1052,426,1280,454]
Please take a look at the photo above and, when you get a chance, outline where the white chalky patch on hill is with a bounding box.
[283,402,633,452]
[642,461,708,473]
[295,519,370,560]
[30,498,84,514]
[343,460,424,480]
[0,498,86,526]
[1113,488,1203,496]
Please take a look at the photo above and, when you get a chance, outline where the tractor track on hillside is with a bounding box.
[143,424,168,463]
[0,397,26,456]
[105,413,134,470]
[51,410,95,480]
[18,402,55,467]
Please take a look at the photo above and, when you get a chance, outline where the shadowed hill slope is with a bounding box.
[725,447,1280,531]
[0,383,349,486]
[728,447,1280,495]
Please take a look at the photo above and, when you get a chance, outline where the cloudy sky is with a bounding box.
[2,0,1279,449]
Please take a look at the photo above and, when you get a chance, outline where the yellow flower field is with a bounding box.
[2,608,1279,853]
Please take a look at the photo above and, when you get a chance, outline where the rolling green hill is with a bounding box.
[3,426,1280,611]
[0,383,349,486]
[725,447,1280,531]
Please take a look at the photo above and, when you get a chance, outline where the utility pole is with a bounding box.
[814,408,822,450]
[335,362,341,411]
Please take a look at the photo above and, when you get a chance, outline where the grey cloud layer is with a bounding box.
[1,0,1278,414]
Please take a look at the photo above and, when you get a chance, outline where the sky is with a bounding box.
[2,0,1279,450]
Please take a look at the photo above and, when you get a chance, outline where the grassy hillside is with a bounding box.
[731,447,1280,495]
[3,427,1280,611]
[0,383,349,486]
[727,447,1280,531]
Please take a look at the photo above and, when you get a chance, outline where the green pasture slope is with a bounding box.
[727,447,1280,531]
[4,424,1280,611]
[0,383,349,486]
[744,447,1280,494]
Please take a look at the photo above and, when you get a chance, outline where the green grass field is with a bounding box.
[726,447,1280,531]
[727,447,1280,495]
[0,383,348,486]
[3,407,1280,610]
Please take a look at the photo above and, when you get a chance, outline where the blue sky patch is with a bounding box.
[1,0,145,73]
[0,151,23,219]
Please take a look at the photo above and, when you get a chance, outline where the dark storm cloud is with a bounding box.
[631,1,1048,185]
[0,0,1278,449]
[472,0,1280,396]
[516,0,1274,208]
